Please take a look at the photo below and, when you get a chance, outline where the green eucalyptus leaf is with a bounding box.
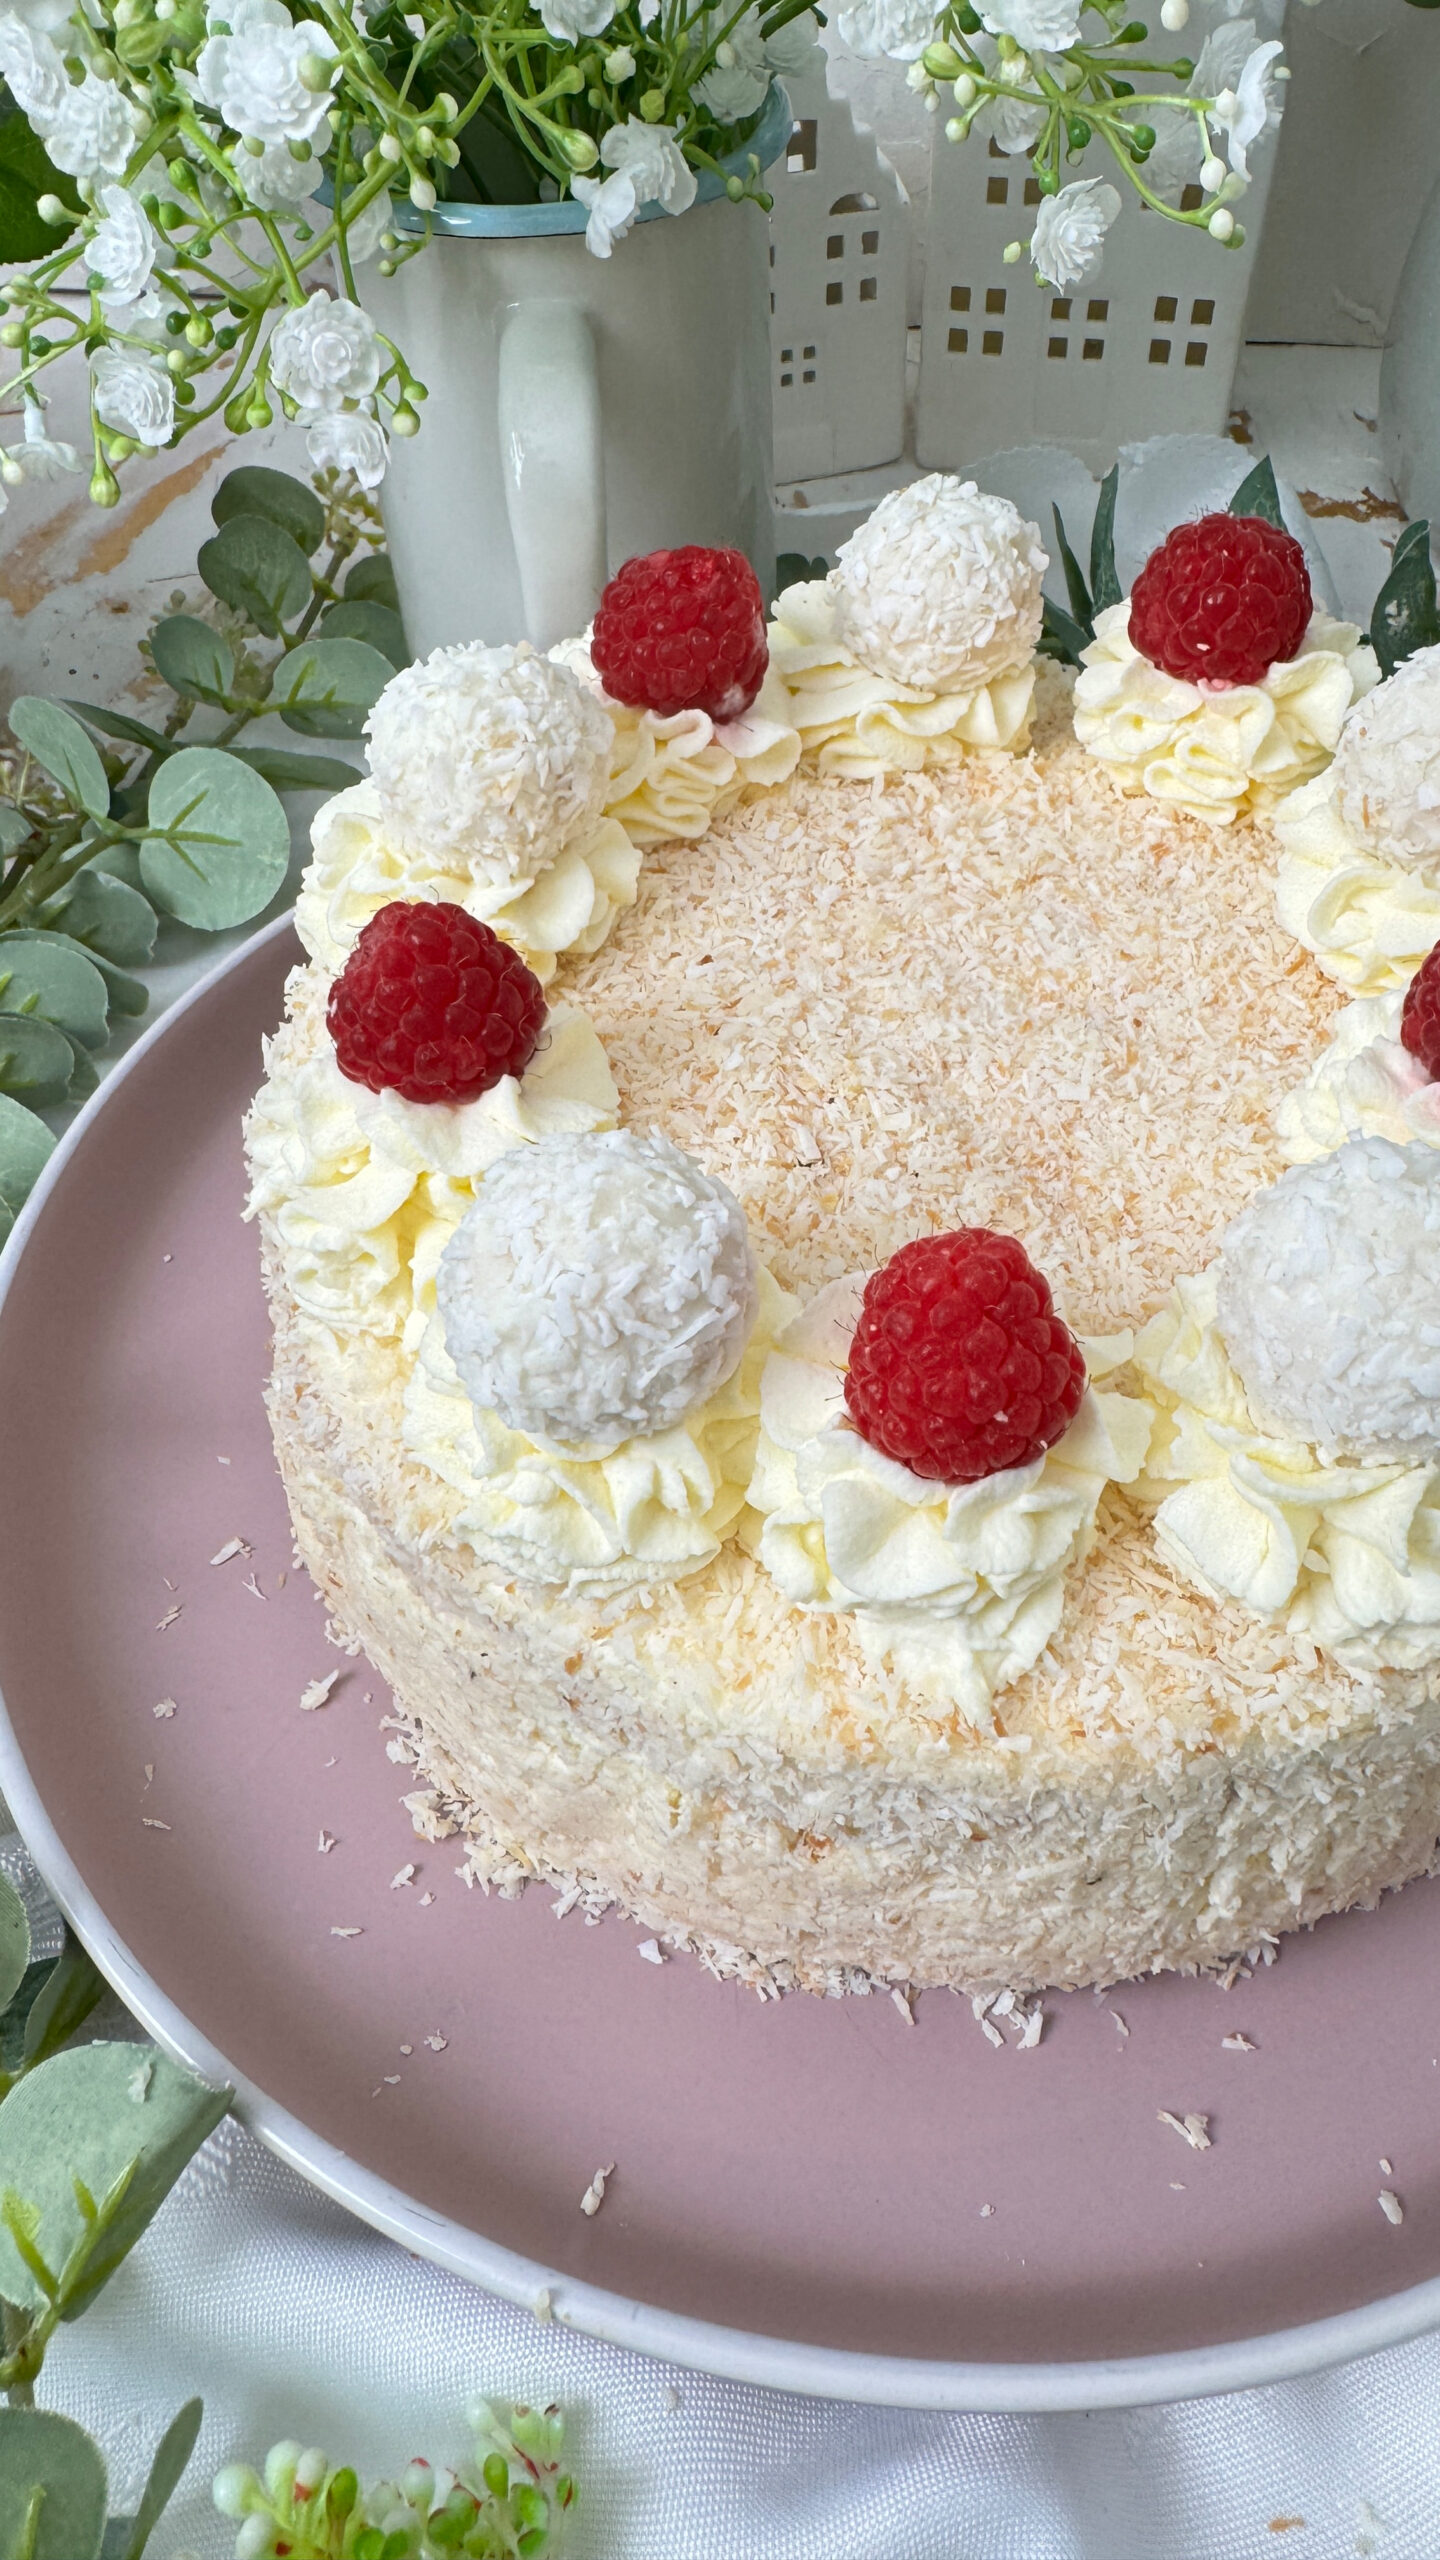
[343,550,400,609]
[0,810,32,860]
[1050,504,1095,637]
[148,617,235,706]
[1088,464,1122,615]
[39,867,158,969]
[197,516,311,638]
[62,703,173,760]
[0,1095,55,1240]
[8,701,109,822]
[100,2522,134,2560]
[109,2400,202,2560]
[1370,519,1440,678]
[0,1963,58,2075]
[21,1930,104,2068]
[3,931,147,1021]
[0,2042,229,2322]
[64,1038,99,1104]
[0,2409,107,2560]
[1228,452,1285,529]
[0,1013,72,1109]
[227,745,360,793]
[212,465,326,557]
[0,1875,30,2017]
[0,108,80,262]
[84,841,147,895]
[0,939,110,1050]
[270,638,392,740]
[319,598,405,665]
[141,747,290,929]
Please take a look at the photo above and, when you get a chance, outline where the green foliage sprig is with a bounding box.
[214,2403,576,2559]
[0,459,404,1246]
[0,1867,228,2558]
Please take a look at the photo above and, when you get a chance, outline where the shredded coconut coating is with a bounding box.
[828,474,1046,694]
[436,1127,758,1449]
[1332,643,1440,868]
[364,641,611,885]
[1216,1136,1440,1461]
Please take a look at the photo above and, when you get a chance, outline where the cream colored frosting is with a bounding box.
[765,579,1036,779]
[244,1005,619,1344]
[293,780,641,985]
[1073,602,1377,826]
[1133,1264,1440,1672]
[1273,769,1440,996]
[1275,989,1440,1163]
[551,633,802,848]
[400,1263,798,1594]
[745,1277,1155,1722]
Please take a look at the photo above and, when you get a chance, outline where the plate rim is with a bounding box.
[3,908,1440,2413]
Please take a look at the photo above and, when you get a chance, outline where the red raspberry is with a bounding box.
[1128,512,1312,689]
[1401,944,1440,1081]
[843,1229,1087,1484]
[592,546,768,722]
[327,901,546,1105]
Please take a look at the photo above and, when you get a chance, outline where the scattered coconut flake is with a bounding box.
[1017,2004,1044,2050]
[162,1253,172,1264]
[1170,2182,1187,2191]
[143,1763,154,1785]
[391,1864,417,1889]
[419,1891,435,1906]
[1379,2189,1404,2226]
[533,2289,553,2324]
[317,1831,336,1854]
[242,1574,266,1601]
[892,1987,915,2024]
[1222,2033,1256,2052]
[1111,2011,1130,2039]
[153,1699,177,1720]
[382,2074,400,2086]
[277,1571,287,1589]
[637,1939,665,1965]
[979,2204,994,2218]
[299,1670,341,1711]
[217,1454,230,1465]
[971,1993,1006,2050]
[155,1604,181,1632]
[551,1884,582,1921]
[1380,2157,1393,2176]
[399,2043,413,2056]
[1159,2110,1212,2151]
[331,1926,362,1938]
[141,1818,171,1831]
[424,2032,447,2052]
[209,1536,252,1566]
[580,2163,615,2217]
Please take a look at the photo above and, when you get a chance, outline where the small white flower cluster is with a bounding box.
[189,0,338,149]
[268,288,388,489]
[573,115,697,258]
[0,11,143,182]
[828,474,1047,694]
[1331,645,1440,870]
[1216,1136,1440,1463]
[363,638,613,882]
[437,1126,759,1449]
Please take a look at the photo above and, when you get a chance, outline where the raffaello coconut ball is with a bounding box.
[364,640,612,887]
[437,1127,758,1451]
[828,474,1047,694]
[1216,1135,1440,1462]
[1330,642,1440,867]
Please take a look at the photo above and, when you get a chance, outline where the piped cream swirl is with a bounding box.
[1273,770,1440,996]
[1276,989,1440,1163]
[765,581,1036,779]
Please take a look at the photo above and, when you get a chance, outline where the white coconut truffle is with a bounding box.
[364,640,611,888]
[437,1128,759,1450]
[828,474,1047,694]
[1331,643,1440,869]
[1216,1136,1440,1462]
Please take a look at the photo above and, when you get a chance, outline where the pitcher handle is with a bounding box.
[497,298,607,650]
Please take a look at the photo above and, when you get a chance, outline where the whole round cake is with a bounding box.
[247,490,1440,1998]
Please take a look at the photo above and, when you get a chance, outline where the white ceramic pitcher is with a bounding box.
[361,96,785,658]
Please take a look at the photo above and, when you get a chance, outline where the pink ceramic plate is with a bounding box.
[4,914,1440,2412]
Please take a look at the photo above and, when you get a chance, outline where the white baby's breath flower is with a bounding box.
[42,72,144,181]
[0,14,67,125]
[1141,101,1205,204]
[598,116,696,214]
[12,398,79,479]
[4,0,77,33]
[980,0,1081,49]
[84,181,158,311]
[305,402,388,489]
[238,137,324,211]
[268,289,380,412]
[534,0,614,38]
[337,181,393,261]
[90,344,174,446]
[194,0,339,147]
[572,165,637,258]
[695,8,769,121]
[833,0,935,60]
[968,32,1044,153]
[1208,35,1282,180]
[1030,176,1120,290]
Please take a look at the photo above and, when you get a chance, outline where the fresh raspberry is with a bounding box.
[1401,944,1440,1081]
[1128,512,1313,689]
[843,1229,1087,1484]
[592,546,768,722]
[327,901,546,1105]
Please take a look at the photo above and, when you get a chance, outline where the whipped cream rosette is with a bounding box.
[1133,1141,1440,1670]
[294,641,642,982]
[1274,648,1440,995]
[767,476,1045,779]
[1074,601,1376,827]
[550,629,800,849]
[1275,989,1440,1164]
[400,1128,797,1593]
[745,1271,1154,1723]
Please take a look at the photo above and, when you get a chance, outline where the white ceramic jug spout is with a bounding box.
[498,298,607,650]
